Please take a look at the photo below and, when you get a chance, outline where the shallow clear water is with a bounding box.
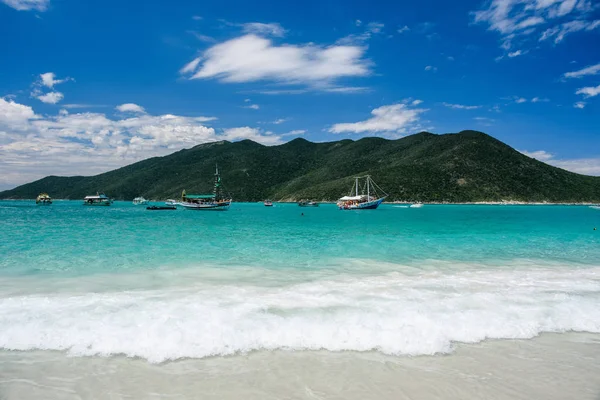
[0,201,599,362]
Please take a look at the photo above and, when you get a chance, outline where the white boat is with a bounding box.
[410,203,423,208]
[264,200,273,207]
[36,193,52,205]
[165,199,178,206]
[591,206,600,210]
[179,165,232,211]
[133,196,148,205]
[298,200,318,207]
[83,193,112,206]
[337,175,387,210]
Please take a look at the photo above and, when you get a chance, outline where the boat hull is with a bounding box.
[179,201,231,211]
[338,197,385,210]
[36,201,52,205]
[83,201,112,206]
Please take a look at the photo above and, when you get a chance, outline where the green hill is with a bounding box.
[2,130,600,203]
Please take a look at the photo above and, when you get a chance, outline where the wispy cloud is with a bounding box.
[242,22,287,37]
[328,102,427,135]
[472,0,598,49]
[272,118,289,124]
[243,104,260,110]
[576,84,600,98]
[563,62,600,79]
[192,15,202,21]
[336,21,385,45]
[1,0,48,11]
[540,19,600,43]
[397,25,410,33]
[442,102,481,110]
[424,65,437,72]
[115,103,146,113]
[531,97,550,102]
[574,101,586,108]
[187,31,216,43]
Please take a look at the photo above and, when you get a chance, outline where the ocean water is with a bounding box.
[1,201,600,399]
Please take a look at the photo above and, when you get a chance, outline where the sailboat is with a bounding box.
[179,165,232,211]
[337,175,387,210]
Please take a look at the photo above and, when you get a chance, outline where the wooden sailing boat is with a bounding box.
[179,165,232,211]
[337,175,387,210]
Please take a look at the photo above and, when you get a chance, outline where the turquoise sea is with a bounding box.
[1,201,600,399]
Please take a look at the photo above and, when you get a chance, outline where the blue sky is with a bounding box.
[0,0,599,189]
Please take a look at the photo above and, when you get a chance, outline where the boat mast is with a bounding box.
[367,175,370,199]
[355,177,359,196]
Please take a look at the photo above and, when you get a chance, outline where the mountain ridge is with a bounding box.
[2,130,600,203]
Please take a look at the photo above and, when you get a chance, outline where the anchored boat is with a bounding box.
[133,196,148,205]
[83,193,113,206]
[337,175,387,210]
[36,193,52,205]
[264,200,273,207]
[179,165,232,211]
[298,200,319,207]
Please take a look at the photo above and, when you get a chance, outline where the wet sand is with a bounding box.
[1,333,599,400]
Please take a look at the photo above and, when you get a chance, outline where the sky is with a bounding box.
[0,0,599,190]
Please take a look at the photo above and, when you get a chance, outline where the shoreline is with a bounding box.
[1,198,599,206]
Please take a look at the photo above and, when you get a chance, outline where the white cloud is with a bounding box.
[574,101,586,108]
[242,22,286,37]
[521,150,600,175]
[243,104,260,110]
[515,97,527,103]
[221,127,282,145]
[116,103,146,113]
[520,149,554,161]
[192,15,202,21]
[1,0,48,11]
[272,118,288,124]
[508,49,527,57]
[539,19,600,43]
[0,99,288,188]
[322,86,369,93]
[472,0,598,49]
[36,92,64,104]
[531,97,550,102]
[355,20,362,27]
[328,103,427,135]
[442,102,481,110]
[181,33,371,90]
[412,99,423,105]
[187,31,216,43]
[424,65,437,72]
[398,25,410,33]
[0,98,39,129]
[39,72,71,88]
[336,21,385,45]
[576,84,600,97]
[447,56,455,61]
[563,62,600,79]
[281,129,306,137]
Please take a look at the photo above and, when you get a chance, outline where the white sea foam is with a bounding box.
[0,266,599,363]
